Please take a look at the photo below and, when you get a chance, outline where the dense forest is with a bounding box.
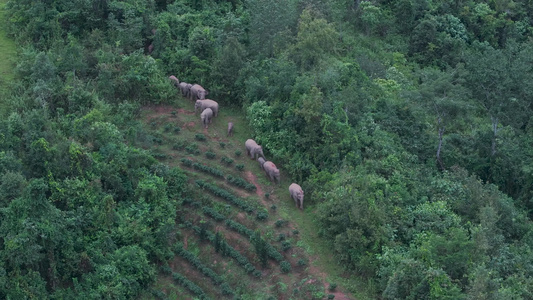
[1,0,533,299]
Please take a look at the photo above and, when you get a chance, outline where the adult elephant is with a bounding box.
[169,75,179,87]
[189,84,208,101]
[227,122,234,137]
[263,161,280,184]
[289,183,304,210]
[201,108,213,129]
[245,139,265,160]
[179,82,192,98]
[195,99,219,117]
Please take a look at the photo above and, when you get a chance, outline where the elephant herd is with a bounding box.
[169,76,304,210]
[245,139,304,210]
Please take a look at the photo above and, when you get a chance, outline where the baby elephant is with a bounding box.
[227,122,234,136]
[201,108,213,129]
[289,183,304,210]
[257,157,266,171]
[245,139,265,160]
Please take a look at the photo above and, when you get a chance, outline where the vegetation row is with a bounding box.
[195,180,255,213]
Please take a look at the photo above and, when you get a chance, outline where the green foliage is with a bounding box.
[205,151,216,159]
[192,162,225,178]
[195,180,255,213]
[235,163,244,171]
[195,133,207,141]
[220,156,233,166]
[234,150,242,157]
[226,174,256,191]
[280,261,291,273]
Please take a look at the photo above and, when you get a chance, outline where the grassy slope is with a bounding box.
[0,0,16,116]
[136,94,374,299]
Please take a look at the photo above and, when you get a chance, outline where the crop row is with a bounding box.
[191,225,259,276]
[174,243,234,296]
[226,175,256,192]
[195,180,255,213]
[171,271,211,300]
[202,206,226,221]
[224,220,284,262]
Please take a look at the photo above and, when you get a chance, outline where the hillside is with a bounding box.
[1,0,533,299]
[134,97,355,299]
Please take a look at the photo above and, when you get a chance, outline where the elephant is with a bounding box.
[195,99,219,117]
[179,82,192,98]
[169,75,179,87]
[289,183,304,210]
[263,161,280,184]
[257,157,266,171]
[189,84,208,101]
[227,122,234,136]
[245,139,265,160]
[148,44,154,54]
[201,108,213,129]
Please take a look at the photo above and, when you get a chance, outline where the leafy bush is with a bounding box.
[226,174,256,191]
[219,142,226,148]
[275,219,287,228]
[256,210,269,221]
[174,244,225,286]
[205,151,216,159]
[173,140,185,150]
[181,158,193,167]
[234,150,242,157]
[281,240,291,251]
[271,205,277,211]
[328,294,335,299]
[173,126,181,133]
[297,259,307,267]
[192,162,224,178]
[221,156,234,166]
[203,206,226,221]
[280,261,291,273]
[170,111,177,117]
[195,133,207,141]
[265,193,270,199]
[328,283,337,291]
[277,233,286,241]
[185,143,200,155]
[172,272,209,299]
[195,180,255,213]
[164,123,172,132]
[235,164,244,171]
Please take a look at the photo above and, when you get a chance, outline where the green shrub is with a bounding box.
[265,193,270,199]
[219,142,226,148]
[205,151,216,159]
[256,210,269,221]
[328,283,337,291]
[173,126,181,133]
[281,241,291,251]
[328,294,335,299]
[181,158,193,167]
[150,121,157,128]
[277,233,286,241]
[195,133,206,141]
[297,259,307,267]
[275,219,287,228]
[271,205,277,211]
[171,111,177,117]
[235,164,244,171]
[235,150,242,157]
[221,156,234,166]
[280,261,291,273]
[185,143,200,155]
[173,140,185,150]
[193,162,224,178]
[226,174,256,191]
[292,230,299,235]
[153,137,163,145]
[203,206,226,221]
[164,123,172,132]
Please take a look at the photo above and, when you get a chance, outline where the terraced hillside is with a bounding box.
[135,96,353,300]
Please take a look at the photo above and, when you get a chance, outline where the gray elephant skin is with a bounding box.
[263,161,280,184]
[245,139,265,160]
[169,75,179,87]
[179,82,192,98]
[227,122,234,136]
[257,157,266,170]
[289,183,304,210]
[189,84,208,101]
[201,108,213,129]
[195,99,219,117]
